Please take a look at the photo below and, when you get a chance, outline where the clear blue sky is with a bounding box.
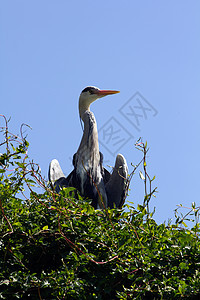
[1,1,200,224]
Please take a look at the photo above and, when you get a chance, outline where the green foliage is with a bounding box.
[0,117,200,299]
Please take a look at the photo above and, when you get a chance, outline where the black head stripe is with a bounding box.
[82,87,96,94]
[82,87,91,93]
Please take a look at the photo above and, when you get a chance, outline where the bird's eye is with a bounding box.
[90,89,96,95]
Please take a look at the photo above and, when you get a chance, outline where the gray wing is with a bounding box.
[49,154,128,209]
[105,154,128,209]
[48,159,71,193]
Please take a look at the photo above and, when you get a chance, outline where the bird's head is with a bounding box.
[79,86,120,118]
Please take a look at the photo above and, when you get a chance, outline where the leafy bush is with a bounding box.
[0,115,200,299]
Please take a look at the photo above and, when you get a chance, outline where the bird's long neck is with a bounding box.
[78,110,99,155]
[79,100,91,119]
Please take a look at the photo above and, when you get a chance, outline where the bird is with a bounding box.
[49,86,128,209]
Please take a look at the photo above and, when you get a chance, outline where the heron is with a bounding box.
[49,86,128,209]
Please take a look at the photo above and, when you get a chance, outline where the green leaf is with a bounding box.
[182,221,188,227]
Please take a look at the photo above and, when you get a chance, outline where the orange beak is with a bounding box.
[96,89,120,96]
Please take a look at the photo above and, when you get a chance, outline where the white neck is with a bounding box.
[79,103,90,120]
